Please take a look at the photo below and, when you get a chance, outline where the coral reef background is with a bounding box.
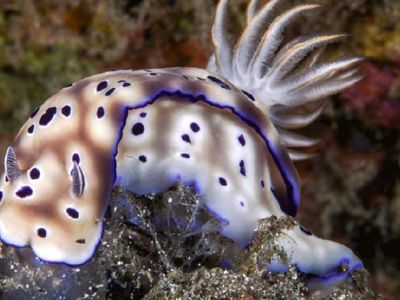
[0,0,399,298]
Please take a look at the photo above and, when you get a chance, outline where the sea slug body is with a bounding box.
[0,0,363,284]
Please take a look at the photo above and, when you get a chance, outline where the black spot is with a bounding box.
[196,77,206,81]
[138,155,147,163]
[5,176,9,182]
[37,228,47,238]
[105,88,116,96]
[122,82,131,87]
[30,107,40,118]
[97,81,108,92]
[66,208,80,219]
[182,75,190,80]
[97,106,105,118]
[241,90,256,101]
[76,239,86,244]
[219,177,227,186]
[132,122,145,136]
[239,160,246,176]
[238,134,246,146]
[181,153,190,159]
[240,201,245,207]
[207,75,231,90]
[39,107,57,126]
[117,80,125,83]
[181,134,191,144]
[16,186,33,198]
[28,125,35,134]
[72,153,80,164]
[149,72,158,76]
[190,122,200,133]
[30,168,40,180]
[260,180,265,188]
[61,105,71,117]
[300,225,312,236]
[64,83,73,88]
[0,191,3,202]
[140,112,147,118]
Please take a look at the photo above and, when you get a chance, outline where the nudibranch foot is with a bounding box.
[249,216,362,286]
[276,225,362,282]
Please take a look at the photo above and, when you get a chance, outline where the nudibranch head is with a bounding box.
[0,145,103,265]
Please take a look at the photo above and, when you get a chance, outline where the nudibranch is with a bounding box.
[0,0,363,281]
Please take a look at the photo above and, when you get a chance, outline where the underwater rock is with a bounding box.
[142,267,307,299]
[0,183,381,299]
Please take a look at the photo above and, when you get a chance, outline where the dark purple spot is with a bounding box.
[138,155,147,163]
[238,134,246,146]
[61,105,71,117]
[96,81,108,92]
[300,225,312,236]
[16,186,33,198]
[219,177,227,186]
[181,134,191,144]
[140,112,147,118]
[149,72,158,76]
[241,90,256,101]
[196,77,206,81]
[30,168,40,180]
[97,106,105,118]
[105,88,115,96]
[181,153,190,159]
[207,75,231,90]
[122,82,131,87]
[132,122,145,136]
[117,80,125,83]
[27,125,35,134]
[37,228,47,238]
[240,201,245,207]
[260,180,265,188]
[76,239,86,244]
[182,75,190,80]
[30,107,40,118]
[72,153,80,164]
[66,208,79,219]
[190,122,200,133]
[39,107,57,126]
[239,160,246,176]
[5,176,9,182]
[0,191,3,202]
